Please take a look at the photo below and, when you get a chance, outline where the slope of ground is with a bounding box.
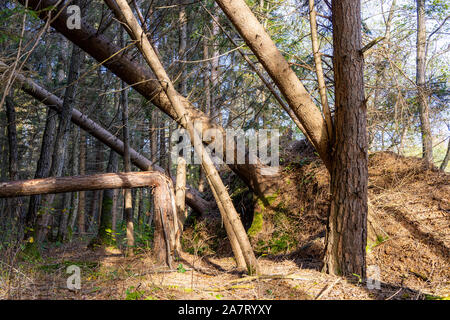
[246,150,449,298]
[0,151,448,300]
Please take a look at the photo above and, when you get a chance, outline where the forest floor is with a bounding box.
[1,152,449,300]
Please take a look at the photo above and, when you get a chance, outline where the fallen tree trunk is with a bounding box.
[0,171,170,198]
[0,171,178,265]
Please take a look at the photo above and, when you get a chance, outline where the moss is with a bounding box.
[247,193,280,238]
[247,210,263,237]
[264,192,279,207]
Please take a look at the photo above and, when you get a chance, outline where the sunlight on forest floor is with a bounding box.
[1,152,448,300]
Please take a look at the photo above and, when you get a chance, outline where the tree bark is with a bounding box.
[175,156,187,253]
[416,0,433,166]
[37,42,83,242]
[0,171,173,198]
[440,136,450,172]
[77,129,86,235]
[24,108,57,243]
[150,108,159,165]
[322,0,368,278]
[90,149,119,246]
[121,74,135,253]
[4,95,23,226]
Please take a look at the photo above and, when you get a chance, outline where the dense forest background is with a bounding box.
[0,0,448,300]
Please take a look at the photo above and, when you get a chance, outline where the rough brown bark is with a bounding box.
[322,0,368,278]
[440,136,450,172]
[0,171,171,198]
[24,107,57,243]
[121,72,135,252]
[77,129,86,235]
[416,0,433,166]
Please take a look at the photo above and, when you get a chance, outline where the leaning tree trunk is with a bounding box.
[17,0,277,204]
[322,0,368,278]
[112,0,259,274]
[440,136,450,172]
[214,0,331,170]
[0,65,212,215]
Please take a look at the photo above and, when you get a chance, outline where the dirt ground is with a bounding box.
[0,242,435,300]
[1,152,449,300]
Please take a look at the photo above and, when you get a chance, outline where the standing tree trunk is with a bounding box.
[309,0,333,139]
[198,35,211,194]
[5,96,19,181]
[121,59,135,254]
[5,96,23,224]
[77,129,86,235]
[56,192,71,242]
[88,139,104,231]
[210,2,221,124]
[89,149,119,247]
[175,155,186,253]
[416,0,433,166]
[24,108,57,247]
[150,108,159,165]
[68,126,80,239]
[37,43,83,243]
[5,66,212,215]
[322,0,368,278]
[215,0,331,169]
